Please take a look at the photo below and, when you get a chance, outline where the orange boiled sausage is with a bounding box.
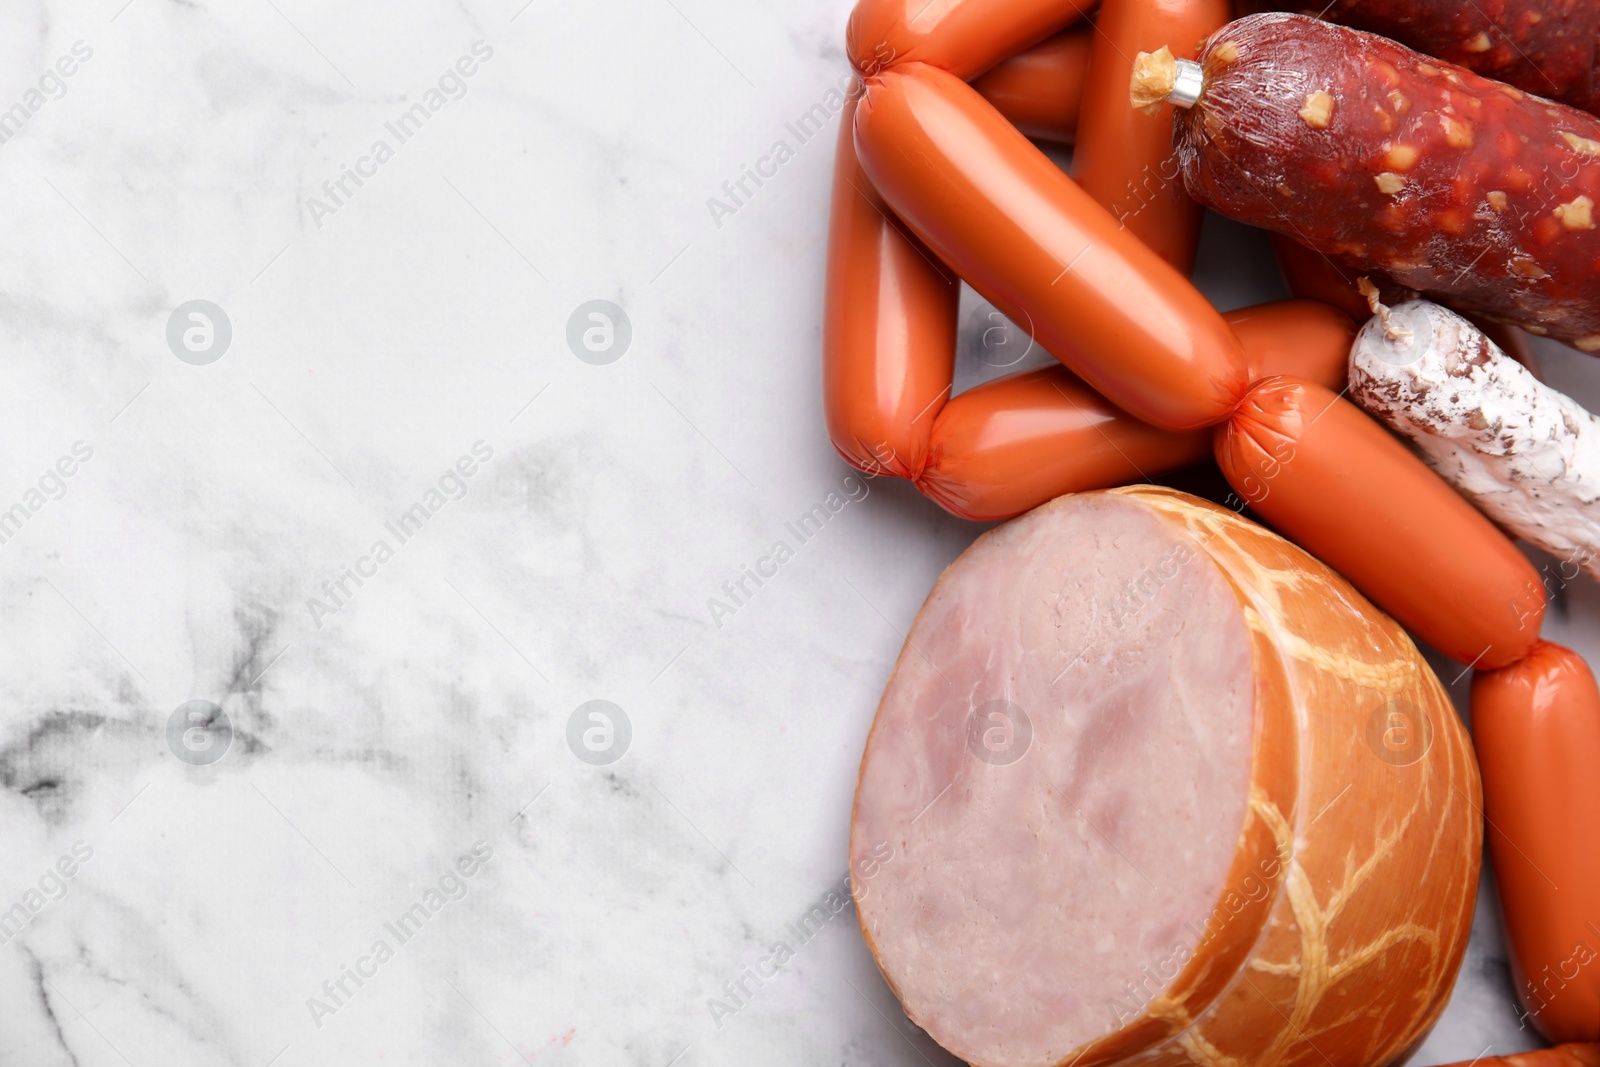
[824,95,960,479]
[1215,376,1544,667]
[970,25,1092,143]
[1270,234,1368,322]
[909,300,1345,521]
[1073,0,1229,273]
[846,0,1092,82]
[1437,1048,1600,1067]
[1473,644,1600,1042]
[918,366,1211,520]
[853,61,1248,431]
[1226,298,1353,391]
[1474,317,1545,384]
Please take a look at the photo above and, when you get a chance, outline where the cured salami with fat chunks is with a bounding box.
[1254,0,1600,114]
[1148,13,1600,352]
[851,486,1479,1067]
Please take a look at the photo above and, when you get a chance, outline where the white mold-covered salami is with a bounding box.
[850,486,1480,1067]
[1350,299,1600,578]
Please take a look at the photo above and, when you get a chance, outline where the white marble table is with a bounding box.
[0,0,1591,1063]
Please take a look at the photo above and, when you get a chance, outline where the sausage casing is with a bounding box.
[1075,0,1230,271]
[846,0,1091,81]
[824,96,959,478]
[971,25,1093,143]
[911,301,1348,521]
[855,61,1248,430]
[1175,13,1600,353]
[1253,0,1600,114]
[919,366,1211,520]
[1473,645,1600,1041]
[1214,375,1545,667]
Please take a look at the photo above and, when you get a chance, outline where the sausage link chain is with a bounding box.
[824,0,1600,1047]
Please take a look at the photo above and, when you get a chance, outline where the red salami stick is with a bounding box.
[1253,0,1600,114]
[1140,13,1600,353]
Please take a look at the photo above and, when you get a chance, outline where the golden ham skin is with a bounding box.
[1215,376,1545,668]
[1094,488,1478,1067]
[823,94,959,479]
[853,61,1248,430]
[972,25,1094,143]
[1473,645,1600,1042]
[851,486,1480,1067]
[1073,0,1230,272]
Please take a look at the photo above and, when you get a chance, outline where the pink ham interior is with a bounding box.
[851,493,1257,1067]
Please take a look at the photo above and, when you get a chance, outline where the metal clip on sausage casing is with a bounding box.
[1169,59,1203,109]
[1129,49,1204,113]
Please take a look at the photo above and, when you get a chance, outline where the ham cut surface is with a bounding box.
[850,486,1480,1067]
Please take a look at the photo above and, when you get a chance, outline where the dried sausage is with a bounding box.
[1253,0,1600,114]
[1349,298,1600,573]
[1159,13,1600,353]
[1271,234,1546,375]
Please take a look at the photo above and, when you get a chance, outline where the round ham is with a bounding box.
[849,486,1481,1067]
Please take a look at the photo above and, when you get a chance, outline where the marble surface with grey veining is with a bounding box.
[0,0,1593,1064]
